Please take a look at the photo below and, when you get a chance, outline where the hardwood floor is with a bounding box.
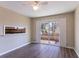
[0,43,78,58]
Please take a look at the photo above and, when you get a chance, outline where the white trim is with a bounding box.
[0,42,31,56]
[65,46,74,49]
[74,48,79,57]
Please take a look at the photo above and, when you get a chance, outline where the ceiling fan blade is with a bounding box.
[21,1,48,6]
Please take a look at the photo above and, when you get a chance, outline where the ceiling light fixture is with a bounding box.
[32,1,40,10]
[31,1,48,11]
[33,5,39,10]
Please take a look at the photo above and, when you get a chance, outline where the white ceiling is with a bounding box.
[0,1,79,18]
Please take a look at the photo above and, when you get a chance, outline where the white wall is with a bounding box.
[75,6,79,57]
[0,7,31,55]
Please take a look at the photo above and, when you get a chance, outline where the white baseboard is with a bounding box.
[65,46,74,49]
[0,42,31,56]
[31,41,74,49]
[74,48,79,57]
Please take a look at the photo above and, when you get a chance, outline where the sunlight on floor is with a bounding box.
[40,40,60,46]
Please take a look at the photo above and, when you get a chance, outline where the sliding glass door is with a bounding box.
[40,22,60,46]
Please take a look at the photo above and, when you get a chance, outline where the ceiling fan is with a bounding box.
[23,1,48,11]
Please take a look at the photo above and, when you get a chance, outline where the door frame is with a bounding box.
[35,18,66,47]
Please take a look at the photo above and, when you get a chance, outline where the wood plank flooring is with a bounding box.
[0,43,78,58]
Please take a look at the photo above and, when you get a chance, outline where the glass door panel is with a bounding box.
[40,22,60,46]
[40,23,49,44]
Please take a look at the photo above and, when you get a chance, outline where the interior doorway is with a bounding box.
[40,22,60,46]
